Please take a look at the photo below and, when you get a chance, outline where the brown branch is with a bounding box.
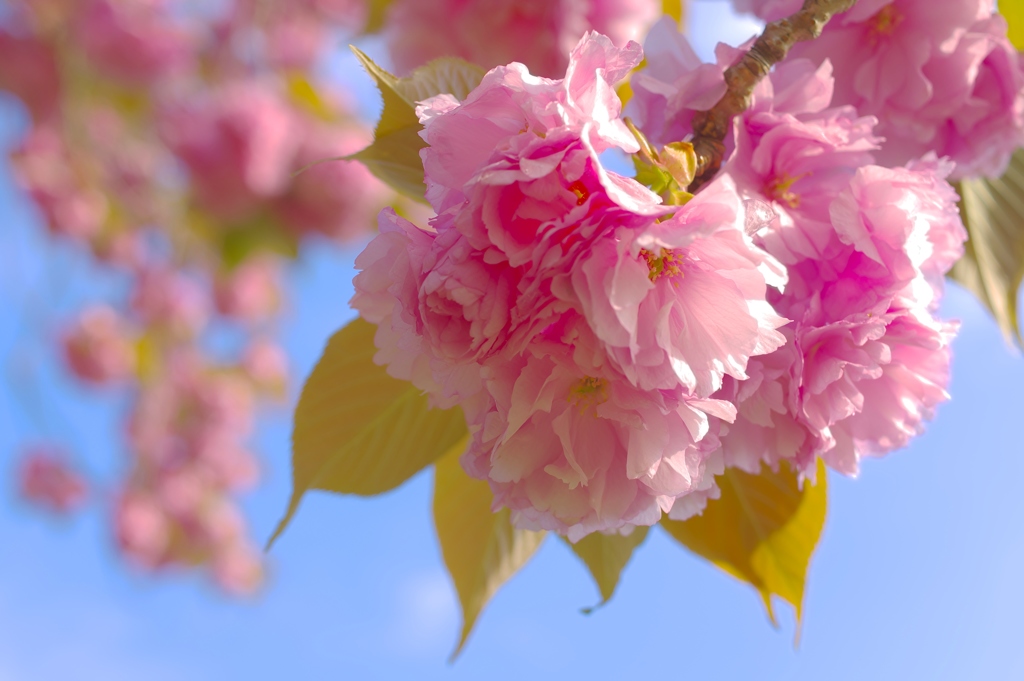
[688,0,859,191]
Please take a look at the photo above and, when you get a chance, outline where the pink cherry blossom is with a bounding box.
[10,125,109,241]
[212,543,265,595]
[63,305,137,385]
[161,82,300,220]
[460,324,733,540]
[130,267,209,337]
[17,448,88,514]
[75,0,194,85]
[0,30,61,121]
[418,31,645,215]
[241,338,289,397]
[385,0,659,77]
[787,0,1024,179]
[116,490,171,568]
[726,100,880,269]
[556,175,788,396]
[717,156,965,475]
[629,20,849,149]
[214,258,281,323]
[272,124,392,240]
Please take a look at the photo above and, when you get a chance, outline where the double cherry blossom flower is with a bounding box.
[355,34,788,538]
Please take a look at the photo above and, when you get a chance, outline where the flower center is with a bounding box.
[764,174,803,209]
[640,248,684,282]
[868,4,903,42]
[569,376,608,413]
[568,180,589,206]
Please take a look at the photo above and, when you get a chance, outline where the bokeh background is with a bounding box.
[3,2,1023,679]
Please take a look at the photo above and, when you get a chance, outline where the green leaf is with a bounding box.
[661,460,827,626]
[1000,0,1024,50]
[348,48,486,201]
[433,443,545,660]
[564,527,649,611]
[267,318,467,549]
[950,151,1024,348]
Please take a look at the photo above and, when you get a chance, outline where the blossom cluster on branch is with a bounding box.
[349,0,1022,544]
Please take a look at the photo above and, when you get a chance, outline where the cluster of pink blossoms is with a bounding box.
[628,17,984,479]
[354,34,789,539]
[1,0,391,593]
[355,12,989,539]
[729,0,1024,179]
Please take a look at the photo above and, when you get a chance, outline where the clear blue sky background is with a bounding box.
[2,3,1023,679]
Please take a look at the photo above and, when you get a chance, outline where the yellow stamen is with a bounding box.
[568,376,608,414]
[640,248,685,282]
[569,180,589,206]
[764,173,805,209]
[869,5,904,42]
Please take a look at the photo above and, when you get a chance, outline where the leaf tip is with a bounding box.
[264,502,298,553]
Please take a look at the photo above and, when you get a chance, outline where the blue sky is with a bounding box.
[3,3,1024,679]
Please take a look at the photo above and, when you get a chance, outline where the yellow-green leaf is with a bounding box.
[1000,0,1024,50]
[433,443,545,659]
[267,318,467,549]
[348,48,485,201]
[661,460,827,625]
[362,0,395,34]
[950,151,1024,348]
[393,58,487,103]
[564,527,649,611]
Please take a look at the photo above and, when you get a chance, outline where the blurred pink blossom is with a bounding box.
[214,259,281,323]
[241,338,289,397]
[0,30,61,121]
[75,0,194,84]
[785,0,1024,179]
[130,267,209,337]
[17,448,88,514]
[63,305,137,385]
[272,124,391,240]
[10,126,109,241]
[385,0,659,76]
[161,82,300,220]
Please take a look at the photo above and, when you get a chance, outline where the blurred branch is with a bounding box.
[688,0,858,190]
